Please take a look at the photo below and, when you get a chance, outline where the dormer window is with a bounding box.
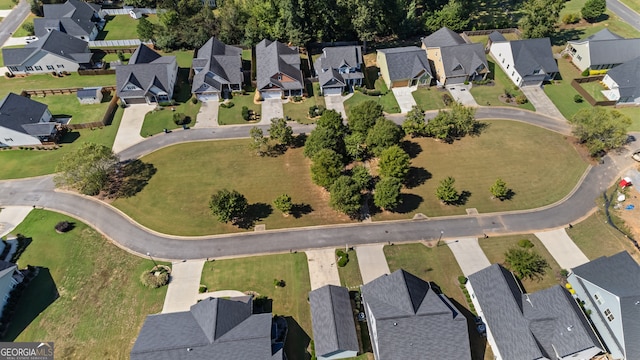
[277,75,282,81]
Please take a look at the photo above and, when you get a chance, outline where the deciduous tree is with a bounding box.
[569,108,631,156]
[378,145,411,180]
[374,177,403,210]
[273,193,293,215]
[268,118,294,148]
[489,178,510,200]
[311,149,344,189]
[54,142,119,196]
[581,0,606,22]
[329,176,362,216]
[137,17,157,41]
[402,106,427,137]
[365,118,404,156]
[518,0,564,38]
[425,0,469,32]
[504,248,549,280]
[351,164,372,191]
[348,100,384,135]
[435,176,460,205]
[249,126,269,156]
[209,189,248,224]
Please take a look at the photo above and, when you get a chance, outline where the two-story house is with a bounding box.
[376,47,432,89]
[191,37,243,102]
[256,39,304,100]
[34,0,105,41]
[565,29,640,72]
[489,33,558,87]
[314,45,364,95]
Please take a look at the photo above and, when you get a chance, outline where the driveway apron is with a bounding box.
[446,238,491,276]
[534,229,589,270]
[194,100,219,128]
[112,104,155,153]
[391,86,418,113]
[306,248,341,290]
[260,99,284,125]
[447,84,478,106]
[162,260,205,313]
[324,95,347,119]
[520,86,565,120]
[355,244,391,284]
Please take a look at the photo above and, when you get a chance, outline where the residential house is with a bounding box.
[467,264,603,360]
[565,29,640,72]
[309,285,359,360]
[2,30,93,75]
[191,37,243,101]
[116,44,178,105]
[0,261,23,314]
[602,56,640,105]
[568,251,640,360]
[376,47,432,88]
[0,93,56,147]
[361,269,471,360]
[314,45,364,95]
[256,39,304,99]
[34,0,105,41]
[77,87,103,104]
[489,36,558,87]
[131,296,285,359]
[421,27,489,85]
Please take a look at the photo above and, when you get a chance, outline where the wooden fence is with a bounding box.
[20,86,116,97]
[462,28,522,36]
[571,76,617,107]
[78,68,116,75]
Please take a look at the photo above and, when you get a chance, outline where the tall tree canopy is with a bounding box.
[54,143,119,196]
[518,0,564,38]
[569,108,631,156]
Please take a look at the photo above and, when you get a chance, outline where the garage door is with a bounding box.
[198,93,219,102]
[124,97,147,105]
[261,91,282,100]
[323,87,342,96]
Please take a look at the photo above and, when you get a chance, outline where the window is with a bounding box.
[34,66,42,71]
[8,66,18,72]
[502,58,505,63]
[516,77,520,83]
[512,71,515,76]
[277,75,282,81]
[576,55,582,61]
[506,64,509,69]
[25,66,33,71]
[594,293,603,305]
[57,64,64,68]
[604,309,614,322]
[46,65,54,70]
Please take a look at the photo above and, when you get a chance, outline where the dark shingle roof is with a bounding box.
[191,37,242,94]
[131,297,276,360]
[2,30,92,66]
[439,43,488,77]
[116,45,176,99]
[468,264,602,360]
[569,29,640,67]
[256,39,303,91]
[422,27,466,48]
[488,31,507,43]
[309,285,359,358]
[77,87,102,98]
[314,46,364,88]
[36,0,100,38]
[362,269,471,360]
[509,38,558,76]
[607,56,640,100]
[585,29,624,41]
[570,251,640,360]
[377,46,432,83]
[0,93,50,136]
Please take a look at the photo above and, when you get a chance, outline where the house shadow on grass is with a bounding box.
[448,297,488,360]
[284,316,311,360]
[59,131,80,144]
[236,203,273,229]
[2,267,58,341]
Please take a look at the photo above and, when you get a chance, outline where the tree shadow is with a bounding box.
[291,133,307,148]
[290,203,313,219]
[392,194,423,214]
[404,167,431,189]
[470,122,489,137]
[551,28,587,46]
[106,160,157,198]
[497,188,516,201]
[236,203,273,229]
[453,190,472,206]
[400,140,422,158]
[284,316,311,360]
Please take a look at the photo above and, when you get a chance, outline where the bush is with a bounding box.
[581,69,590,77]
[191,97,198,104]
[242,106,250,121]
[458,275,467,285]
[308,105,324,117]
[291,95,303,102]
[173,112,190,125]
[22,22,35,36]
[337,256,349,267]
[220,101,235,109]
[273,279,285,287]
[518,239,534,248]
[54,221,71,233]
[562,13,581,24]
[442,93,454,106]
[463,80,469,85]
[515,94,528,104]
[574,94,584,103]
[560,269,569,277]
[158,100,174,107]
[140,270,169,288]
[117,50,125,62]
[199,284,207,293]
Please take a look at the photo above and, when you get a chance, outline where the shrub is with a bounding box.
[199,284,207,293]
[242,106,250,121]
[291,95,303,102]
[581,69,590,77]
[442,93,454,106]
[458,275,467,285]
[220,101,235,109]
[574,94,584,103]
[337,256,349,267]
[117,50,125,62]
[54,221,71,233]
[22,22,35,36]
[51,71,58,77]
[463,80,469,85]
[518,239,534,248]
[191,97,198,104]
[273,279,286,287]
[515,94,528,104]
[140,270,169,288]
[560,269,569,277]
[562,13,581,24]
[173,112,190,125]
[336,249,346,258]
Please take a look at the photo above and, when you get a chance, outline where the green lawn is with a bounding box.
[0,106,123,179]
[616,107,640,131]
[470,60,535,111]
[543,58,592,119]
[344,69,400,114]
[157,50,194,68]
[12,14,35,37]
[284,83,326,122]
[218,92,261,125]
[32,92,113,124]
[0,73,116,99]
[0,0,15,9]
[467,33,520,47]
[374,120,588,220]
[620,0,640,13]
[140,101,201,136]
[200,253,312,360]
[97,14,160,40]
[5,209,167,358]
[579,80,608,101]
[412,87,446,111]
[478,234,563,293]
[111,140,354,235]
[336,249,363,289]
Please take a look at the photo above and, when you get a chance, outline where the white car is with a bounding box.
[25,36,38,44]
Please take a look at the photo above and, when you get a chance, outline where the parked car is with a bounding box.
[25,36,38,44]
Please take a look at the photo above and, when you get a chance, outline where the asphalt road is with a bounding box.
[0,0,29,48]
[1,108,631,261]
[607,0,640,32]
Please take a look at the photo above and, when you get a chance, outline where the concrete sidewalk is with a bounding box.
[446,238,491,276]
[0,206,33,238]
[112,104,154,153]
[162,260,205,313]
[535,228,589,270]
[355,244,390,284]
[306,248,341,290]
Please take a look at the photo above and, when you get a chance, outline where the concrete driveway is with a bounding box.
[520,86,564,120]
[260,99,284,125]
[391,86,418,113]
[306,248,341,290]
[355,244,390,284]
[324,95,347,119]
[162,260,205,313]
[3,37,27,46]
[194,100,219,128]
[447,84,478,106]
[112,104,155,154]
[0,206,32,238]
[534,229,589,270]
[446,238,491,276]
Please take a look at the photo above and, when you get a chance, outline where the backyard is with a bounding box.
[469,60,535,111]
[96,14,160,41]
[200,253,312,360]
[578,80,609,102]
[0,73,117,99]
[217,92,261,125]
[4,210,167,359]
[32,92,113,124]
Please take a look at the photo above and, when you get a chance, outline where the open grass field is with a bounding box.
[412,87,446,111]
[543,58,592,119]
[32,92,112,124]
[111,140,353,235]
[478,234,563,293]
[4,210,167,358]
[284,83,325,122]
[12,14,35,37]
[0,0,15,9]
[97,14,160,41]
[470,60,535,111]
[0,73,116,99]
[0,106,123,179]
[200,253,312,360]
[374,120,588,220]
[218,92,261,125]
[336,249,363,289]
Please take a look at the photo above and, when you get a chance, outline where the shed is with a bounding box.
[77,87,103,104]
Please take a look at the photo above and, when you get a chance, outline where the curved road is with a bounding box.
[0,107,633,260]
[607,0,640,32]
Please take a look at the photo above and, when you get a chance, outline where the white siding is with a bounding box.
[490,42,523,87]
[0,127,42,146]
[9,52,81,74]
[567,42,591,71]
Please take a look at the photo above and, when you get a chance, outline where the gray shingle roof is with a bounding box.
[439,42,488,78]
[116,45,176,99]
[77,87,102,99]
[421,27,466,48]
[509,38,558,76]
[2,30,92,66]
[256,39,303,92]
[569,29,640,67]
[191,37,242,94]
[377,46,432,83]
[314,46,364,88]
[488,31,507,43]
[35,0,100,38]
[584,29,624,41]
[468,264,602,360]
[362,269,471,360]
[607,56,640,100]
[570,251,640,360]
[309,285,359,358]
[131,297,277,360]
[0,93,50,136]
